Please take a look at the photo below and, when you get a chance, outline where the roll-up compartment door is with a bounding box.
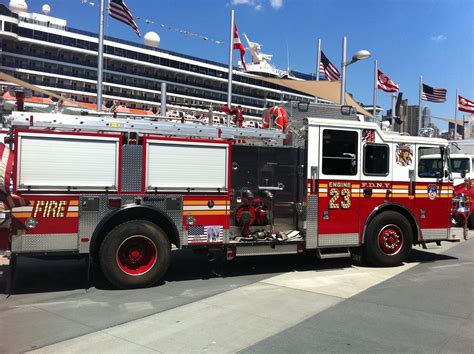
[146,139,229,192]
[17,132,120,191]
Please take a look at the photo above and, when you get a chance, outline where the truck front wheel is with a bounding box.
[99,220,171,288]
[364,211,413,267]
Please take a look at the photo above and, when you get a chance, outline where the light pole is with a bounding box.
[340,36,371,105]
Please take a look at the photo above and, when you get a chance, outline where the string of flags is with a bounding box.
[87,2,472,115]
[81,0,226,45]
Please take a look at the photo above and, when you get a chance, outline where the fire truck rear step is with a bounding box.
[235,244,300,257]
[316,248,351,259]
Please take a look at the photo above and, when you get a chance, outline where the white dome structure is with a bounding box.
[9,0,28,13]
[42,4,50,15]
[144,32,160,48]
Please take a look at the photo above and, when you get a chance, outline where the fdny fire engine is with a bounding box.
[0,102,463,289]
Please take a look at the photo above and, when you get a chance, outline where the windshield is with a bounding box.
[419,157,469,177]
[451,158,470,174]
[418,158,443,178]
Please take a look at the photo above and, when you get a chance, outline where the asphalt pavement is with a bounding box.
[0,236,472,353]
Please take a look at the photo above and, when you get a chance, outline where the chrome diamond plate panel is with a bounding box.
[12,233,78,253]
[305,195,318,249]
[318,233,359,247]
[236,244,298,256]
[121,145,142,192]
[421,228,449,240]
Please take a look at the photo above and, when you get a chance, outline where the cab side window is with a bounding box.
[322,129,358,175]
[364,144,389,176]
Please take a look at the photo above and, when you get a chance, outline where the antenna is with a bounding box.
[286,37,290,72]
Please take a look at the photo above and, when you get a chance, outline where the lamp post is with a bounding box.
[340,36,371,105]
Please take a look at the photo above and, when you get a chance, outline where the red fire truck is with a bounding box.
[0,102,463,289]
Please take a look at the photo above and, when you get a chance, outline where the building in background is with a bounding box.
[386,99,417,135]
[422,107,431,128]
[462,114,474,139]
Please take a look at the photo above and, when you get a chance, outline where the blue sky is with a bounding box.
[7,0,474,130]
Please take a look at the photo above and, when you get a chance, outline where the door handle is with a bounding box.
[409,169,415,195]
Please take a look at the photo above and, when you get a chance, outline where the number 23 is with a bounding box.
[329,188,351,209]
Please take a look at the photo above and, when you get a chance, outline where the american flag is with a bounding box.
[421,84,447,103]
[108,0,141,37]
[188,225,223,244]
[458,95,474,114]
[233,24,247,71]
[377,69,399,93]
[319,51,340,81]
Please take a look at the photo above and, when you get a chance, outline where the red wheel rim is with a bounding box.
[378,224,403,256]
[116,235,157,275]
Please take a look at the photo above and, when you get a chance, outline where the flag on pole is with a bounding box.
[458,95,474,113]
[421,84,447,103]
[108,0,141,37]
[319,51,340,81]
[233,24,246,71]
[377,69,399,92]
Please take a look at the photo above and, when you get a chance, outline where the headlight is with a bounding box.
[25,217,38,229]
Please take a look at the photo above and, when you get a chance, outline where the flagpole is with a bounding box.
[455,88,459,140]
[227,9,235,127]
[340,36,347,105]
[418,75,423,135]
[373,60,377,119]
[316,39,321,82]
[96,0,105,112]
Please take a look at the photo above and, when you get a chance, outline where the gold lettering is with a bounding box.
[57,201,67,218]
[33,200,68,218]
[46,201,58,218]
[33,200,45,218]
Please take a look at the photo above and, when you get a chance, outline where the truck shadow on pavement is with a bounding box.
[0,246,458,296]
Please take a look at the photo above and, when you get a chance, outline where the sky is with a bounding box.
[5,0,474,130]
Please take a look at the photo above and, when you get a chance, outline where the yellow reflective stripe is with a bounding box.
[183,210,229,216]
[183,200,227,206]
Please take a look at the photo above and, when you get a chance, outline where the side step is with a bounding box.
[316,248,351,259]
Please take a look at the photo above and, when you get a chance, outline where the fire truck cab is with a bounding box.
[0,103,462,289]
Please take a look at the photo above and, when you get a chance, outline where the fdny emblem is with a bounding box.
[427,184,438,200]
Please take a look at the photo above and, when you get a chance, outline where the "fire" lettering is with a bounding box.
[33,200,68,218]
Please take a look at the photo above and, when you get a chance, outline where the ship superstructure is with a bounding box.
[0,3,315,120]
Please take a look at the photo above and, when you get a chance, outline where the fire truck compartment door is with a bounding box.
[16,132,120,191]
[146,140,228,192]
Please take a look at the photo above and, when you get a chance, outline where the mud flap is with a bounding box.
[349,247,365,266]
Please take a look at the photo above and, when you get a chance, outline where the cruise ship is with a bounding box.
[0,2,316,121]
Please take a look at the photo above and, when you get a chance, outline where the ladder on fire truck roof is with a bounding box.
[5,111,286,143]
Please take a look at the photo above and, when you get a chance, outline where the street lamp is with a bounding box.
[340,36,371,105]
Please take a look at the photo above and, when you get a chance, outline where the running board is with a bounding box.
[316,248,351,259]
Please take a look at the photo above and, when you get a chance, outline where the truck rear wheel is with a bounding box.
[364,211,413,267]
[99,220,171,288]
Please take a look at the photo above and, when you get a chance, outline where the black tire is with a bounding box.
[467,214,474,230]
[99,220,171,289]
[364,211,413,267]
